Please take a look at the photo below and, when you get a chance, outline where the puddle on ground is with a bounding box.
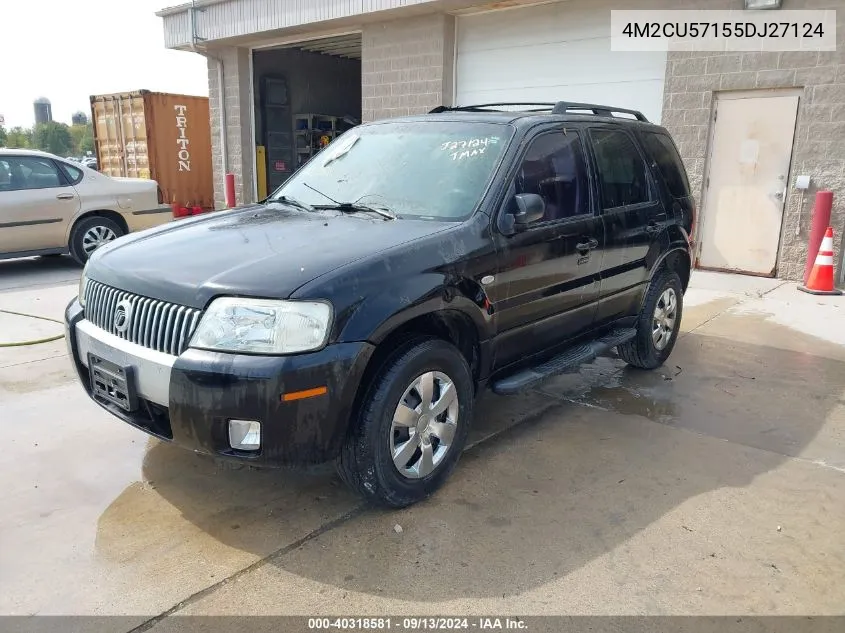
[535,356,678,423]
[536,310,845,437]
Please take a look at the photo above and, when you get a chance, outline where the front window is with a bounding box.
[270,121,514,220]
[508,130,591,223]
[0,156,64,191]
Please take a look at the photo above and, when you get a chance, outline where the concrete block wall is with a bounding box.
[361,13,455,122]
[206,46,256,209]
[662,0,845,280]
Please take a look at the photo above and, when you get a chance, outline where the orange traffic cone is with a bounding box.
[799,227,842,295]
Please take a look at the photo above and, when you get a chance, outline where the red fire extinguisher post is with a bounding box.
[225,173,237,209]
[803,191,834,285]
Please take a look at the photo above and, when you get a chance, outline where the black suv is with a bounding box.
[65,101,694,507]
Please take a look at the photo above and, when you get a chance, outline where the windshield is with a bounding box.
[269,121,513,220]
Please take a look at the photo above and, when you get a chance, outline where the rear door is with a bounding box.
[587,127,667,326]
[492,126,604,369]
[0,155,80,253]
[638,129,695,240]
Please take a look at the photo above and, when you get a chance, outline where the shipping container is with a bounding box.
[90,91,214,210]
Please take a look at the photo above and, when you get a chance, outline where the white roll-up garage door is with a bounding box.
[456,1,668,123]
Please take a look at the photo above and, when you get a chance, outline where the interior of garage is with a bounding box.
[252,34,362,196]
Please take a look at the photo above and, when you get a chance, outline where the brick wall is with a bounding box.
[207,46,256,209]
[662,0,845,280]
[361,14,455,122]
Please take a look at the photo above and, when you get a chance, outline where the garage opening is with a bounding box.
[252,34,362,197]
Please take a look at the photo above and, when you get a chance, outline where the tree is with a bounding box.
[5,126,32,149]
[69,123,94,155]
[0,126,6,147]
[33,121,73,156]
[80,122,95,154]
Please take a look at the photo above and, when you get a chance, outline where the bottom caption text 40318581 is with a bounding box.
[307,618,528,630]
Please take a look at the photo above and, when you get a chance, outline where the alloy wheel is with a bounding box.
[389,371,459,479]
[652,287,678,351]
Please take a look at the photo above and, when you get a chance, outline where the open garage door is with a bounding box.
[253,34,362,195]
[456,1,667,123]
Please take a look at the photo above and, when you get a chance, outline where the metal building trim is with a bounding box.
[158,0,440,49]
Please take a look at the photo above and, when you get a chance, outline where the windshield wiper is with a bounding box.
[303,182,396,220]
[314,203,396,221]
[267,195,314,212]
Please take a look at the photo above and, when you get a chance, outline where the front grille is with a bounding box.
[84,280,202,356]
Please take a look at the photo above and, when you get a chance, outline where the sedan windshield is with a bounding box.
[269,121,513,220]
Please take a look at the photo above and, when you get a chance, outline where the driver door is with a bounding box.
[491,127,604,370]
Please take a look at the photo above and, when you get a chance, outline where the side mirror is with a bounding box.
[513,193,545,227]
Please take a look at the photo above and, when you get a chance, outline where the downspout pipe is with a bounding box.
[186,0,228,202]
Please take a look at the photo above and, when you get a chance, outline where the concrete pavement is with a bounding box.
[1,258,843,620]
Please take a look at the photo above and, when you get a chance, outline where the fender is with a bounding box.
[648,241,693,287]
[334,272,495,345]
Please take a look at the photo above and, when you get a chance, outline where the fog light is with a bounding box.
[228,419,261,451]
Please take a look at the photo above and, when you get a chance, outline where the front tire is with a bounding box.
[69,216,124,265]
[617,270,683,370]
[336,338,474,508]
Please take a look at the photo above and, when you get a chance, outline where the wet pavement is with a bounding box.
[1,258,843,620]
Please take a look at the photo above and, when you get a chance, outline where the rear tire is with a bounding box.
[617,270,683,370]
[69,216,124,265]
[336,338,474,508]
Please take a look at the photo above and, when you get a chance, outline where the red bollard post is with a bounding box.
[804,191,834,285]
[224,173,236,209]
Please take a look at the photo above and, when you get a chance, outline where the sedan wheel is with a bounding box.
[82,225,117,256]
[69,216,125,265]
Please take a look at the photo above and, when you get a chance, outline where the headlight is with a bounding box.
[190,298,332,355]
[78,263,89,307]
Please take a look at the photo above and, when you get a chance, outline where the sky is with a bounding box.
[0,0,209,129]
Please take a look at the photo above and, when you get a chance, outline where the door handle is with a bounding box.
[576,238,599,252]
[645,221,661,234]
[56,193,75,200]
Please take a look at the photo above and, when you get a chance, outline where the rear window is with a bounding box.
[590,129,652,209]
[59,162,83,184]
[640,132,690,198]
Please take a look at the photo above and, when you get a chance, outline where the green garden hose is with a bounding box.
[0,309,65,347]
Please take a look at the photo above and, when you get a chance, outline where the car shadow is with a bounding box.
[95,315,844,601]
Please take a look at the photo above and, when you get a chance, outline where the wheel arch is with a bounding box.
[652,245,692,292]
[345,307,486,445]
[66,210,129,245]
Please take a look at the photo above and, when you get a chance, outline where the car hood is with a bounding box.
[87,203,453,308]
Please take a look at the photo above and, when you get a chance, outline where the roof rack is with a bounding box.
[551,102,648,122]
[429,101,649,122]
[429,103,556,113]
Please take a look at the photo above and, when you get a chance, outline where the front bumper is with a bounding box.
[65,299,375,466]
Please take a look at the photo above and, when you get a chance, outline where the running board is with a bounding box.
[491,328,637,396]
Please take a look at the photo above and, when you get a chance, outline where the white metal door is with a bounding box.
[455,0,667,123]
[699,92,799,276]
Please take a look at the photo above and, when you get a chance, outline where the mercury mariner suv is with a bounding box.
[65,101,695,508]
